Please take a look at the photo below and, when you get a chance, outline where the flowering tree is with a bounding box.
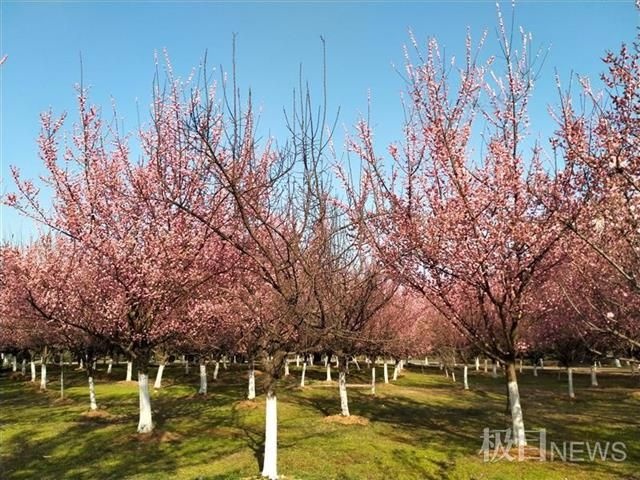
[553,27,640,352]
[7,85,235,433]
[345,13,571,446]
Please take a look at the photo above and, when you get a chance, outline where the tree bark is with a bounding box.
[199,359,208,395]
[153,362,166,389]
[505,362,527,447]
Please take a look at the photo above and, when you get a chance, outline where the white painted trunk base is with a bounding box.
[339,371,350,416]
[300,362,306,387]
[463,365,469,390]
[284,361,290,377]
[11,356,17,372]
[88,376,97,410]
[296,355,300,367]
[107,359,113,375]
[568,368,575,398]
[30,361,37,382]
[199,364,208,395]
[475,357,480,371]
[371,367,376,395]
[590,366,598,387]
[213,362,220,381]
[484,359,488,373]
[40,364,47,390]
[126,361,133,382]
[533,365,538,377]
[392,364,399,381]
[615,358,622,368]
[60,363,64,399]
[154,363,165,389]
[137,373,153,433]
[21,359,26,376]
[326,364,332,382]
[261,392,278,479]
[508,379,527,446]
[451,370,456,383]
[383,361,389,384]
[492,363,498,378]
[248,367,256,399]
[425,356,429,366]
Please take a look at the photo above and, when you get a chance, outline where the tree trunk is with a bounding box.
[484,358,488,373]
[300,362,306,387]
[199,359,208,395]
[284,360,290,377]
[185,359,190,375]
[590,364,598,387]
[261,389,278,479]
[492,362,498,378]
[107,358,113,375]
[213,361,220,381]
[40,363,47,390]
[392,362,399,381]
[21,358,26,376]
[568,367,575,399]
[475,357,480,371]
[59,358,64,399]
[126,360,133,382]
[11,355,17,372]
[295,355,300,367]
[30,360,37,382]
[505,362,527,447]
[326,363,332,382]
[463,365,469,390]
[248,362,256,400]
[383,360,389,384]
[353,357,360,371]
[451,369,456,383]
[615,358,622,368]
[338,356,350,416]
[153,362,165,389]
[519,358,523,374]
[137,371,153,433]
[88,375,98,410]
[533,364,538,377]
[425,356,429,366]
[371,366,376,395]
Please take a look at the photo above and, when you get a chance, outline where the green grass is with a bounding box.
[1,362,638,479]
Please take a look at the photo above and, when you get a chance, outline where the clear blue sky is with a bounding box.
[1,1,638,242]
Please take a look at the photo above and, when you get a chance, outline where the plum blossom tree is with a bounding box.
[344,12,571,446]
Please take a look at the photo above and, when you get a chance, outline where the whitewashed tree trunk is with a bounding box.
[506,363,527,446]
[475,357,480,371]
[492,362,498,378]
[324,355,328,367]
[425,356,429,366]
[107,358,113,375]
[300,362,306,387]
[309,354,314,366]
[484,358,488,373]
[284,360,290,377]
[451,369,456,382]
[248,364,256,400]
[185,359,190,375]
[153,363,165,389]
[30,360,37,382]
[59,359,64,399]
[519,358,523,373]
[371,366,376,395]
[339,370,350,416]
[463,365,469,390]
[326,363,332,382]
[383,360,389,384]
[79,358,84,370]
[533,365,538,377]
[590,365,598,387]
[296,355,300,367]
[568,367,575,399]
[392,363,399,381]
[126,361,133,381]
[21,358,26,376]
[88,376,98,410]
[199,362,208,395]
[445,367,449,379]
[92,360,97,371]
[11,356,17,372]
[222,356,228,370]
[261,391,278,480]
[213,361,220,380]
[540,358,545,370]
[137,372,153,433]
[40,363,47,390]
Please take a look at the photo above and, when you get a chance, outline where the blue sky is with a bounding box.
[1,1,638,242]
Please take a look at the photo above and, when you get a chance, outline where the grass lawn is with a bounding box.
[0,362,638,479]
